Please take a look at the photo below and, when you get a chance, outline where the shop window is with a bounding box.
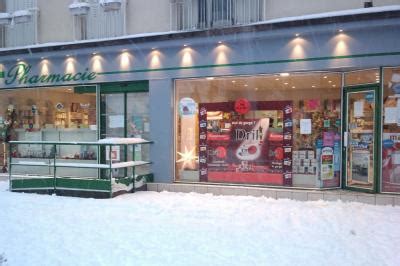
[344,69,380,86]
[0,86,97,177]
[382,66,400,193]
[175,72,342,188]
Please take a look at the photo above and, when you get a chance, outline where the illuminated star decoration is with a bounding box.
[176,146,198,170]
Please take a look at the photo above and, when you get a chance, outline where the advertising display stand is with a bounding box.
[198,100,293,186]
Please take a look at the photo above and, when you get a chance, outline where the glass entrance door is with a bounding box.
[343,86,379,191]
[100,85,150,178]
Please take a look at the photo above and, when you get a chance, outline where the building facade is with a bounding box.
[0,1,400,194]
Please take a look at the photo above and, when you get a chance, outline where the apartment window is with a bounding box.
[3,0,38,47]
[71,0,126,41]
[73,15,87,41]
[171,0,265,31]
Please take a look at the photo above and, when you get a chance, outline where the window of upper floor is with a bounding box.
[69,0,126,41]
[170,0,265,31]
[0,0,39,48]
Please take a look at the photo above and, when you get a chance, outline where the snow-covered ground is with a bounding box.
[0,181,399,266]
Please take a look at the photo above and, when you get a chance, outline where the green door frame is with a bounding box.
[342,84,381,193]
[99,81,149,139]
[99,81,149,178]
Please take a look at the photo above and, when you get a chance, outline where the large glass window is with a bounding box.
[0,86,97,177]
[382,66,400,193]
[175,72,342,188]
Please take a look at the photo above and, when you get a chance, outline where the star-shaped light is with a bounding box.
[176,146,198,170]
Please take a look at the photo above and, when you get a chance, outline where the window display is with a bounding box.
[382,66,400,193]
[0,86,97,177]
[175,72,342,188]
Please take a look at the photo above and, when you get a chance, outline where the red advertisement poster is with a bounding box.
[199,100,293,186]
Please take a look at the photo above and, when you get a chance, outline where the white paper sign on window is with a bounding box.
[397,99,400,126]
[106,146,120,161]
[300,119,312,135]
[384,107,397,124]
[109,115,124,128]
[354,101,364,118]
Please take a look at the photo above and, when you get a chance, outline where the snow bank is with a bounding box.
[0,181,399,266]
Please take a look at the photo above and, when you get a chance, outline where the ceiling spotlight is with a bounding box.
[338,29,344,33]
[328,80,332,83]
[217,41,223,44]
[284,82,289,85]
[292,86,296,89]
[244,84,248,87]
[323,76,328,79]
[295,33,300,37]
[280,73,290,77]
[183,44,188,47]
[206,77,215,80]
[312,85,316,88]
[232,80,236,83]
[275,78,280,81]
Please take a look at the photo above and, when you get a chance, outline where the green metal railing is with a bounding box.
[8,139,152,197]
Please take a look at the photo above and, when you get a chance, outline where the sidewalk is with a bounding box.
[147,182,400,206]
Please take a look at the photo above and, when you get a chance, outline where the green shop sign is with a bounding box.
[1,63,97,86]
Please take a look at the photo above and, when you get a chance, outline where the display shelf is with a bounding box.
[8,138,153,198]
[10,161,50,167]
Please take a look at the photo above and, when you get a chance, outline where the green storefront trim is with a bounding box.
[56,178,111,192]
[11,178,54,190]
[97,51,400,76]
[11,178,111,192]
[74,81,149,94]
[342,85,381,193]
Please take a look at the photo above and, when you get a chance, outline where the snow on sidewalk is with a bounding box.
[0,181,399,266]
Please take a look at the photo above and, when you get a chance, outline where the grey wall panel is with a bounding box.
[149,78,174,183]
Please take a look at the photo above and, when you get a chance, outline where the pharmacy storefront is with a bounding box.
[175,67,400,194]
[0,7,399,195]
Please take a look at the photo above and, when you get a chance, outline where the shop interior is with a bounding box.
[382,67,400,193]
[175,72,342,188]
[0,86,98,177]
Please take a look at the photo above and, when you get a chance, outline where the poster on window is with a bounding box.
[382,133,400,192]
[198,100,293,186]
[351,150,370,183]
[106,146,120,161]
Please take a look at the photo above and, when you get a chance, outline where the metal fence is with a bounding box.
[170,0,265,31]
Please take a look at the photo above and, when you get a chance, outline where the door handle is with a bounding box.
[344,132,348,148]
